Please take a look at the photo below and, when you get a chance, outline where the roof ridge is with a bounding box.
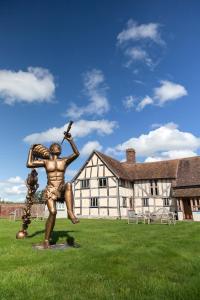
[95,150,122,164]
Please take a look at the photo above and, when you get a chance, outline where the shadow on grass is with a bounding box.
[51,230,79,247]
[28,229,80,247]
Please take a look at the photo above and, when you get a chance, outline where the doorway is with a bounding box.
[183,198,193,220]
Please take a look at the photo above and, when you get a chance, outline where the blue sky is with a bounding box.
[0,0,200,201]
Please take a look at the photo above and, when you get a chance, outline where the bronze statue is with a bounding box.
[26,121,80,248]
[16,169,39,239]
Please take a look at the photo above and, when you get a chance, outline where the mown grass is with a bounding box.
[0,219,200,300]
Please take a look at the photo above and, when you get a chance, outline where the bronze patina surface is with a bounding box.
[19,121,80,248]
[16,169,39,239]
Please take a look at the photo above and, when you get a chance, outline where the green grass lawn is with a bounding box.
[0,219,200,300]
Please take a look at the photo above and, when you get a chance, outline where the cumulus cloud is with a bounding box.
[154,80,188,105]
[80,141,103,157]
[0,67,55,105]
[123,95,136,110]
[136,95,153,111]
[23,119,118,144]
[0,176,26,201]
[106,123,200,161]
[66,69,109,119]
[136,80,187,111]
[145,150,197,162]
[117,20,163,45]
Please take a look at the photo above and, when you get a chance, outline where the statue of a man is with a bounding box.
[27,131,79,248]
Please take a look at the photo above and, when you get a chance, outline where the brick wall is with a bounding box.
[0,203,24,218]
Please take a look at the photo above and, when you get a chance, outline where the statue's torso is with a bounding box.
[45,158,67,187]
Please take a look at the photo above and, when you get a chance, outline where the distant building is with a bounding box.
[72,149,200,221]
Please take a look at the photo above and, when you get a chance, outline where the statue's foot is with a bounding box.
[43,240,51,249]
[67,210,79,224]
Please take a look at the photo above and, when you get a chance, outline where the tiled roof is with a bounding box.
[95,151,132,180]
[175,157,200,187]
[96,151,179,180]
[173,187,200,197]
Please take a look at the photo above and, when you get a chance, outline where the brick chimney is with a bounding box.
[126,148,136,163]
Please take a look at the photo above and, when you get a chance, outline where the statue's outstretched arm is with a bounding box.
[65,135,80,165]
[26,146,45,168]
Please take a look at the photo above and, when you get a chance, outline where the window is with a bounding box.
[143,198,149,207]
[80,179,90,189]
[99,177,107,188]
[129,197,134,209]
[155,180,158,195]
[150,181,154,196]
[56,203,65,211]
[163,198,170,206]
[150,180,159,196]
[120,179,126,187]
[122,197,127,208]
[90,197,98,207]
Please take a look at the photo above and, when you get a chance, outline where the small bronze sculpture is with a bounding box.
[26,121,79,248]
[16,169,39,239]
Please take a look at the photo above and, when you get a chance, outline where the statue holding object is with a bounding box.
[26,121,79,248]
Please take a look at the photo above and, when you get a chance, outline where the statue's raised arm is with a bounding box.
[63,132,80,165]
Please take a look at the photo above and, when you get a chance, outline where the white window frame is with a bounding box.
[80,179,90,189]
[143,198,149,207]
[99,177,107,188]
[122,197,127,208]
[163,198,170,207]
[90,197,98,208]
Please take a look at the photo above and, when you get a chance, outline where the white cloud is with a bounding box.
[125,47,153,67]
[136,95,153,111]
[106,123,200,160]
[117,20,163,45]
[7,176,25,184]
[154,80,188,105]
[23,119,118,144]
[117,20,164,70]
[80,141,103,157]
[66,69,109,119]
[0,67,55,105]
[123,95,136,110]
[0,176,26,201]
[145,150,197,162]
[136,81,188,111]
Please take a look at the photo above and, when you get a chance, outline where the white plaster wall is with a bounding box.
[192,212,200,221]
[99,188,107,197]
[178,211,183,220]
[90,208,98,216]
[109,208,118,217]
[109,198,118,206]
[91,189,98,197]
[99,198,107,206]
[109,187,117,196]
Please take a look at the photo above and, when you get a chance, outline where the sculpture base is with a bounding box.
[33,242,80,250]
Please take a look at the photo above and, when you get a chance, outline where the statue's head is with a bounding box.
[49,143,61,156]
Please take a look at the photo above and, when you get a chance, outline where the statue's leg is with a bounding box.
[64,182,79,224]
[44,198,57,247]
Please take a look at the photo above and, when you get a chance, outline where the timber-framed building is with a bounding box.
[72,149,200,221]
